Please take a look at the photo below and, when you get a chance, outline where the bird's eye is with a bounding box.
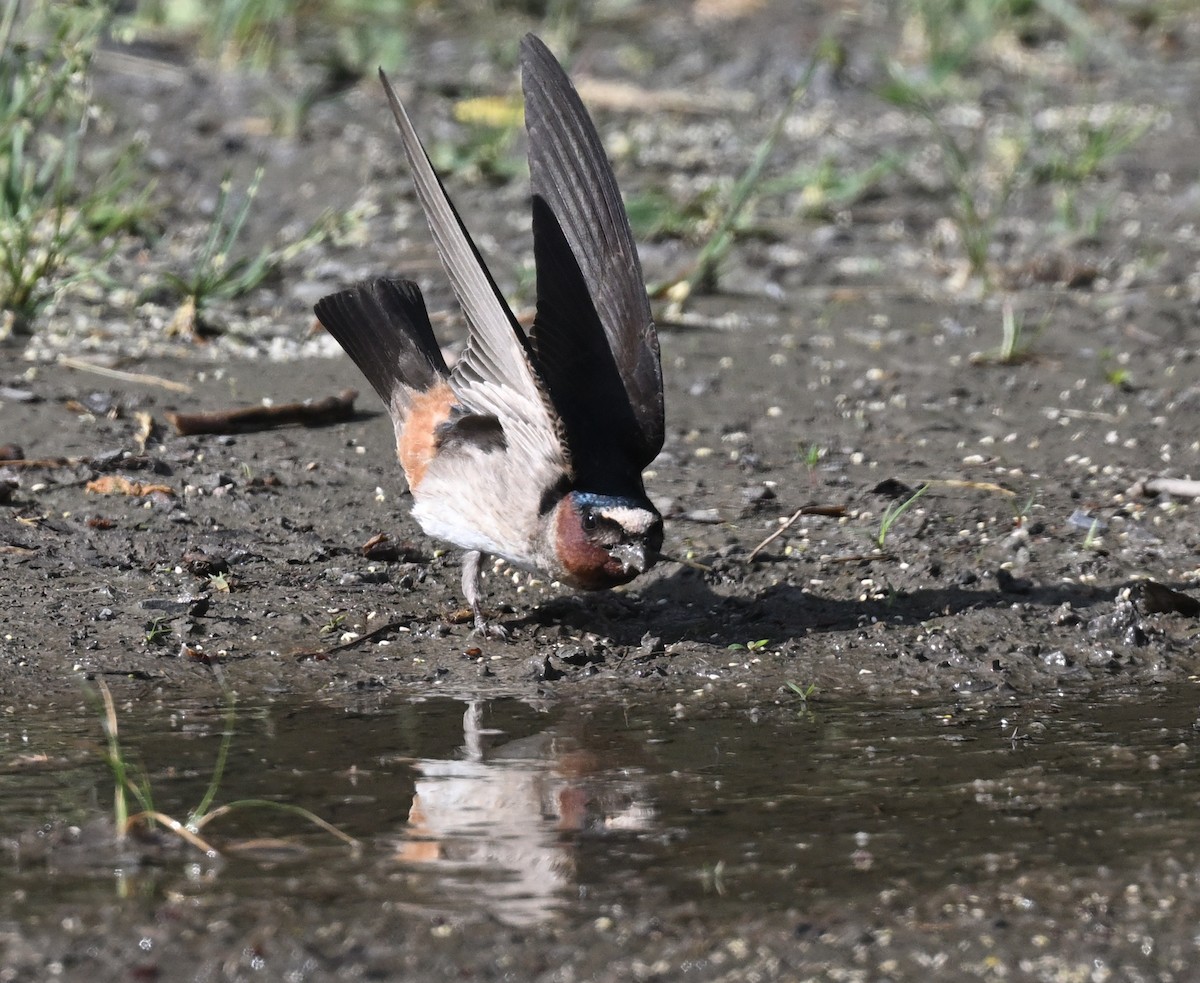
[582,509,598,532]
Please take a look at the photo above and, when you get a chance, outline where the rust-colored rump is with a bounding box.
[398,382,457,490]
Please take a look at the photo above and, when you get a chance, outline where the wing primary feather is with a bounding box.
[520,34,664,464]
[377,70,550,423]
[531,196,646,493]
[314,277,447,407]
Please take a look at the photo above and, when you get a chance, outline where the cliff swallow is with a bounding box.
[315,34,664,635]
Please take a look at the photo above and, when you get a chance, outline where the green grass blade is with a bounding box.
[668,41,827,311]
[187,689,238,828]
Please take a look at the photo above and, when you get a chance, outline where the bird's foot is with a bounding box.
[462,550,509,639]
[472,611,510,640]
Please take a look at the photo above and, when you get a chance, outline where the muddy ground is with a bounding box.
[3,1,1200,979]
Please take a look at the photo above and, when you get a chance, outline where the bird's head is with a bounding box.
[550,490,663,590]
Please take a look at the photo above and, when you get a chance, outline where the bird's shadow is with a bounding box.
[514,560,1130,650]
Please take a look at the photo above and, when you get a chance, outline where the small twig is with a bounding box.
[653,310,751,332]
[293,619,409,661]
[575,77,755,116]
[923,478,1016,497]
[671,554,713,573]
[126,810,219,854]
[748,503,847,561]
[829,552,892,564]
[0,456,86,469]
[196,800,360,852]
[58,355,193,394]
[167,389,358,436]
[1129,477,1200,500]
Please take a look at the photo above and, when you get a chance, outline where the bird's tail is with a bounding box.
[314,277,449,407]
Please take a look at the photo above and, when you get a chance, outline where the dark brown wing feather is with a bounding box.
[521,33,664,470]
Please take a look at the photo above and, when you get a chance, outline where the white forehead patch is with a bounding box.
[597,506,657,534]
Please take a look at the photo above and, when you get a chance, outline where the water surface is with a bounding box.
[5,685,1198,935]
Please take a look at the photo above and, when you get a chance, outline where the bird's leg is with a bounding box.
[462,700,484,761]
[461,550,508,639]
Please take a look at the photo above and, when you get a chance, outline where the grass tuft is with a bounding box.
[92,678,359,856]
[0,0,149,336]
[877,484,929,549]
[662,45,826,316]
[883,0,1145,284]
[162,166,330,337]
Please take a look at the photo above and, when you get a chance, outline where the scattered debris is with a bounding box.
[0,455,85,469]
[575,76,755,116]
[739,483,777,509]
[872,477,916,499]
[1087,593,1147,648]
[996,569,1032,594]
[1067,509,1105,531]
[182,549,230,578]
[0,386,38,402]
[86,475,174,497]
[140,594,209,617]
[133,411,157,452]
[293,619,409,661]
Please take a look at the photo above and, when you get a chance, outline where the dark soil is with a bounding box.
[3,2,1200,979]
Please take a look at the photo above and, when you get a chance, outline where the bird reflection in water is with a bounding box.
[394,700,654,925]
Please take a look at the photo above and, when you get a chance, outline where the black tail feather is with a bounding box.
[314,277,449,407]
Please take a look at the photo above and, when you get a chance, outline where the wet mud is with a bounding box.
[3,1,1200,979]
[3,300,1198,705]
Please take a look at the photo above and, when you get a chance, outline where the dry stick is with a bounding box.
[747,504,847,562]
[924,478,1015,496]
[58,355,194,394]
[1130,477,1200,500]
[196,801,360,852]
[575,77,755,116]
[167,389,358,436]
[292,619,410,661]
[127,810,219,854]
[0,456,86,469]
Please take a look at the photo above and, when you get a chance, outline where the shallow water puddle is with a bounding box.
[3,688,1198,926]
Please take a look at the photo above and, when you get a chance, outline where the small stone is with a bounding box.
[996,569,1032,594]
[639,633,663,655]
[739,484,776,507]
[533,656,565,682]
[140,594,209,617]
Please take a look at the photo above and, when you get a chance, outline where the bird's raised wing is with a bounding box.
[521,34,664,477]
[379,69,569,479]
